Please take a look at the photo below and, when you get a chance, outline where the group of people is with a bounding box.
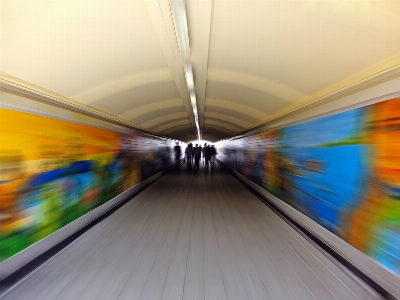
[184,143,217,171]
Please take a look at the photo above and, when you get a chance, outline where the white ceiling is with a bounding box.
[2,0,400,141]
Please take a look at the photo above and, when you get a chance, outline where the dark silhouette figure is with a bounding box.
[193,144,201,171]
[202,143,207,165]
[185,143,193,170]
[204,144,212,167]
[174,142,181,163]
[210,145,217,167]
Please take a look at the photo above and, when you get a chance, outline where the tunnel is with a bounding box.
[1,1,400,299]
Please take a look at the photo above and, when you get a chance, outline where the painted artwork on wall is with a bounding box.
[218,97,400,275]
[0,108,172,261]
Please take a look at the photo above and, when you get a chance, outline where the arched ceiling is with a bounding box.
[2,0,400,142]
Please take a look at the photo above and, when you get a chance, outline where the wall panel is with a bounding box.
[0,90,175,266]
[217,97,400,277]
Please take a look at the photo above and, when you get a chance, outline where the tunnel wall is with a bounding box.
[0,90,176,277]
[217,96,400,279]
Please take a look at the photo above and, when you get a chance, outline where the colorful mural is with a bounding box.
[218,97,400,275]
[0,108,172,261]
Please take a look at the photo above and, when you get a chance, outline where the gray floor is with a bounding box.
[1,164,381,300]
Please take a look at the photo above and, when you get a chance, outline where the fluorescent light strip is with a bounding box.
[169,0,190,58]
[190,90,196,106]
[169,0,201,140]
[185,61,194,90]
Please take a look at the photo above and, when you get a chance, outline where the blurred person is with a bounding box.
[202,143,208,165]
[210,145,217,166]
[194,144,201,171]
[174,142,181,163]
[204,143,213,167]
[185,143,193,169]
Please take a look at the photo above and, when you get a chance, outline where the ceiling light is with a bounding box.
[169,0,190,59]
[184,61,194,90]
[190,91,196,106]
[169,0,200,141]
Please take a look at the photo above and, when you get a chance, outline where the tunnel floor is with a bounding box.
[1,163,379,300]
